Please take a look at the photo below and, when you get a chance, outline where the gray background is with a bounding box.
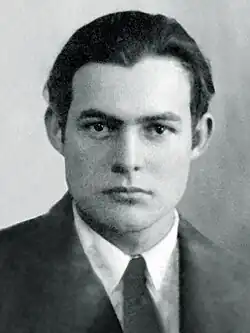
[1,0,250,259]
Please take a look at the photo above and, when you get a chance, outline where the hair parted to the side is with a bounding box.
[43,10,215,134]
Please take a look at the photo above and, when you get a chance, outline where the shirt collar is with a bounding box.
[142,210,179,290]
[73,203,179,295]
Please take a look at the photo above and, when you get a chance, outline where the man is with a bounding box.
[0,10,249,333]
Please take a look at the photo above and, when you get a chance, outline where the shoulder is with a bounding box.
[179,215,250,301]
[0,215,56,276]
[178,216,250,330]
[0,214,46,251]
[0,192,73,266]
[179,214,249,267]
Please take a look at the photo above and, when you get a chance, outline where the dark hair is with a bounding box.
[44,10,215,134]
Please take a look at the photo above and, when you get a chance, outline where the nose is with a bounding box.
[111,127,143,175]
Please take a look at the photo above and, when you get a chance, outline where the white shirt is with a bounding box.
[73,204,179,327]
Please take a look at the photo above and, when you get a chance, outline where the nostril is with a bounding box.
[111,163,140,174]
[112,164,127,174]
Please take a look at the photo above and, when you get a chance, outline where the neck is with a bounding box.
[111,213,175,255]
[76,204,176,255]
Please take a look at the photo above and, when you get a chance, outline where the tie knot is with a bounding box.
[123,255,147,285]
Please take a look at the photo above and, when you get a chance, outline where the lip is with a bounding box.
[102,187,152,205]
[102,187,152,195]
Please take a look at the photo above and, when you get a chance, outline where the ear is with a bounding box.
[191,113,214,160]
[44,107,65,155]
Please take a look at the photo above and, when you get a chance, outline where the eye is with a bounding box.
[144,123,177,139]
[145,123,168,135]
[79,120,119,139]
[151,124,167,134]
[82,122,109,132]
[91,123,106,132]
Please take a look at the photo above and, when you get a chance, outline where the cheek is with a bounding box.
[64,134,110,181]
[149,146,191,206]
[148,138,192,180]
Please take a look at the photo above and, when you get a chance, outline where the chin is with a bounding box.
[110,221,151,235]
[104,210,155,232]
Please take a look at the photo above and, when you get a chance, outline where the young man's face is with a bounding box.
[53,56,209,233]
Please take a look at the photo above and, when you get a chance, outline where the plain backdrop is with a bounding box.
[1,0,250,259]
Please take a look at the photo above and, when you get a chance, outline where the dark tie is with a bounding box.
[123,256,163,333]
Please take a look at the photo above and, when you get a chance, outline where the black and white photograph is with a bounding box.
[0,1,250,332]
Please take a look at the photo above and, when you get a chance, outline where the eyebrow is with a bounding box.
[77,108,181,123]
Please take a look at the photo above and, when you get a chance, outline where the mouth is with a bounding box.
[102,187,152,204]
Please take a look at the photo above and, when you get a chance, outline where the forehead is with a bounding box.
[70,56,191,119]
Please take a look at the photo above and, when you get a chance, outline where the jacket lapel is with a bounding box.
[178,217,203,333]
[178,216,245,333]
[38,193,122,333]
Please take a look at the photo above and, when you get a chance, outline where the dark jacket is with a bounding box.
[0,193,249,333]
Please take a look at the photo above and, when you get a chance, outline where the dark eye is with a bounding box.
[92,123,106,132]
[146,124,168,135]
[79,120,118,139]
[152,124,167,134]
[144,123,177,139]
